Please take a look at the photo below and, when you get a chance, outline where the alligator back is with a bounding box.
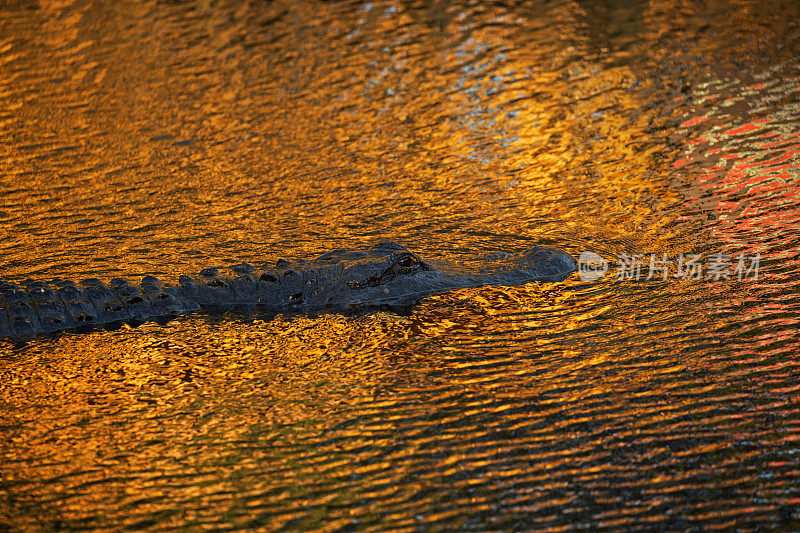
[0,276,196,339]
[0,259,344,340]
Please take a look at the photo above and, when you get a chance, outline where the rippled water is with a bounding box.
[2,0,799,530]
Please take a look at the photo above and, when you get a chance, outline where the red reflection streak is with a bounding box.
[677,87,800,355]
[680,116,709,128]
[684,117,800,238]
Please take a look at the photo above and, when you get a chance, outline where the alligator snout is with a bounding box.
[519,246,577,281]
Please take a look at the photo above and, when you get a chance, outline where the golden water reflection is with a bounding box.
[2,0,800,530]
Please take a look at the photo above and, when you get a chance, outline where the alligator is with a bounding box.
[0,242,576,340]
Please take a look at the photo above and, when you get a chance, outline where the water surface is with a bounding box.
[1,0,799,530]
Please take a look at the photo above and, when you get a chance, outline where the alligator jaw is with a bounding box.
[427,246,577,286]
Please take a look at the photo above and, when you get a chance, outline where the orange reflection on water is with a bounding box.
[2,0,800,530]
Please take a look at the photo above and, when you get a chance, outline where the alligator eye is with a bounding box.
[397,255,417,268]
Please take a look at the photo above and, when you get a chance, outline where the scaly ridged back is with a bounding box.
[0,258,347,339]
[0,277,197,339]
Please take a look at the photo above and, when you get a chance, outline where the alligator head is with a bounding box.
[326,241,576,309]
